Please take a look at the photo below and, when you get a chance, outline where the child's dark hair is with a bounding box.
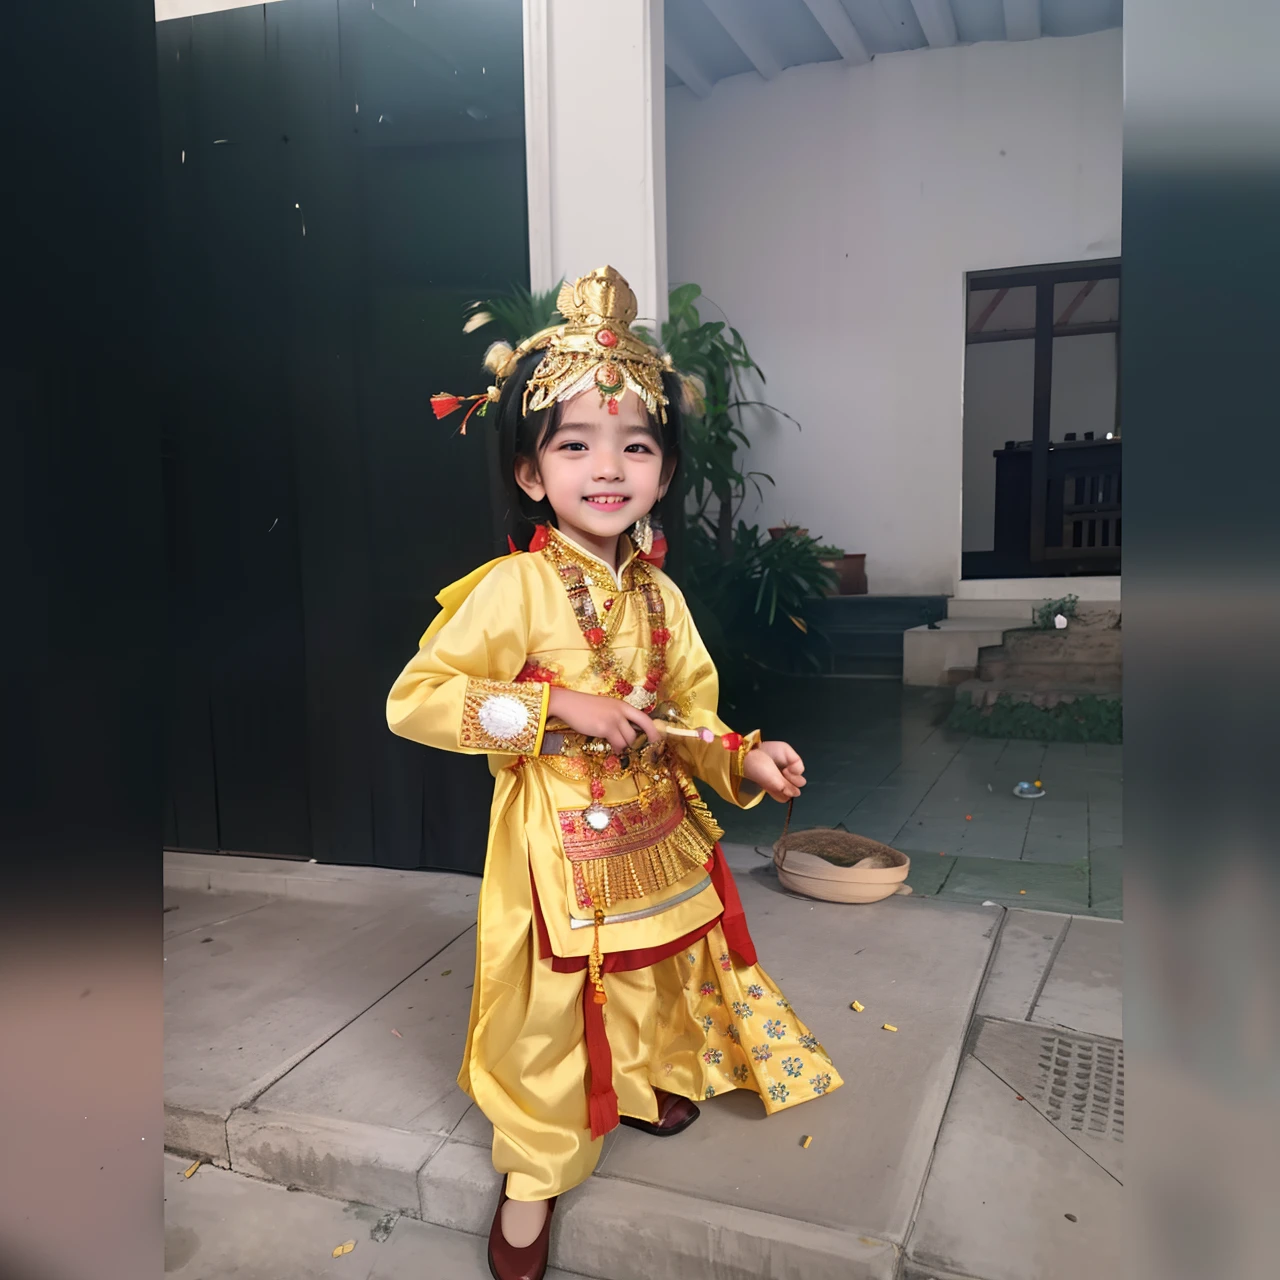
[495,347,684,552]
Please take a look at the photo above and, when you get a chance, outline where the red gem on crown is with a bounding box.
[596,328,618,348]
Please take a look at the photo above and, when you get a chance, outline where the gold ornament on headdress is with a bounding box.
[432,265,696,432]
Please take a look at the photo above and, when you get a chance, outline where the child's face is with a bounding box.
[515,388,673,548]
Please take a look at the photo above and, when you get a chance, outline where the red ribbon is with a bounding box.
[637,531,668,569]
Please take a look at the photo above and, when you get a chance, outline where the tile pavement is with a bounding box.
[717,678,1122,918]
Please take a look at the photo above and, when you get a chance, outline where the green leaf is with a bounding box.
[669,282,702,310]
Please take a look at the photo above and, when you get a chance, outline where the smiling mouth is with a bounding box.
[584,495,629,509]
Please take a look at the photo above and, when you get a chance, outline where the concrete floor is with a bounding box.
[164,846,1123,1280]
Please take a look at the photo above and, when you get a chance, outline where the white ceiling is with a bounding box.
[665,0,1124,96]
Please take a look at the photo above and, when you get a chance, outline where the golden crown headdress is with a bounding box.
[431,265,702,434]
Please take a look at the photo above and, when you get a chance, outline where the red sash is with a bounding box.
[529,843,757,1138]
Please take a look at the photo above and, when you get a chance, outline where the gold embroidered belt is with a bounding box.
[557,773,721,914]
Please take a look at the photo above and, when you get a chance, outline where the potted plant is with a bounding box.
[768,522,809,541]
[814,544,867,596]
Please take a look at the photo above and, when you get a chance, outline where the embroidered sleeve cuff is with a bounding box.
[728,730,765,807]
[729,730,762,780]
[460,678,549,754]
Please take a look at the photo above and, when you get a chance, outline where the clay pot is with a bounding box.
[818,553,867,595]
[768,526,808,541]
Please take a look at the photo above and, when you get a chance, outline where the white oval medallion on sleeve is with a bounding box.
[477,694,531,742]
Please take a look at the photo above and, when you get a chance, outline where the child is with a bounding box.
[387,266,842,1280]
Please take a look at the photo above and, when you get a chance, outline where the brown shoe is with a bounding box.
[486,1180,557,1280]
[619,1090,701,1137]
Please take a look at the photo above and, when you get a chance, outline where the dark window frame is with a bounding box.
[965,257,1122,572]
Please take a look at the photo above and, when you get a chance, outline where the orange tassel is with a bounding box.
[458,396,488,436]
[588,909,607,1005]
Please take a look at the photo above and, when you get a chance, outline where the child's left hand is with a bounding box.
[742,740,806,802]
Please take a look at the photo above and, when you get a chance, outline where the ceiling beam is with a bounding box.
[799,0,871,66]
[665,32,714,99]
[702,0,784,81]
[910,0,958,49]
[1002,0,1042,42]
[969,287,1009,335]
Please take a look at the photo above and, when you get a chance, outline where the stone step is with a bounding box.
[994,628,1122,662]
[977,661,1122,686]
[977,628,1123,686]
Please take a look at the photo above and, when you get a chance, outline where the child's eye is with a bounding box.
[625,443,654,454]
[558,441,587,451]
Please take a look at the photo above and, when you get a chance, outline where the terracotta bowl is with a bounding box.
[772,829,912,904]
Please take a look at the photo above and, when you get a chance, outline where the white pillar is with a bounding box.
[524,0,669,325]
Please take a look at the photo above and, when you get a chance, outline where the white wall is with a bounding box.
[666,29,1122,595]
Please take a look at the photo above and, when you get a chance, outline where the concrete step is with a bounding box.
[163,904,1126,1280]
[951,577,1121,606]
[163,1153,596,1280]
[903,617,1031,687]
[807,595,948,631]
[808,597,948,678]
[164,848,1001,1280]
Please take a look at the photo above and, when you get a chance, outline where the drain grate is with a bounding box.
[1034,1031,1124,1140]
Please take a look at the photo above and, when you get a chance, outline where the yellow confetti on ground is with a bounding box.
[801,1134,813,1148]
[1019,890,1027,895]
[882,1024,898,1032]
[441,970,452,976]
[332,1239,356,1258]
[183,1161,201,1179]
[849,1000,864,1012]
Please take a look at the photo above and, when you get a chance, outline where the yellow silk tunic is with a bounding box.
[386,527,842,1200]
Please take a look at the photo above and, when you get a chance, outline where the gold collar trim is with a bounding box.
[545,525,638,591]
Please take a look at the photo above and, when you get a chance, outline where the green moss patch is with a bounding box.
[947,692,1122,744]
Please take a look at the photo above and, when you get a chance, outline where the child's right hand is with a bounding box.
[546,687,658,755]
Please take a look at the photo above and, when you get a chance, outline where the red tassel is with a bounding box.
[507,535,519,555]
[431,393,462,419]
[583,980,619,1139]
[529,524,550,552]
